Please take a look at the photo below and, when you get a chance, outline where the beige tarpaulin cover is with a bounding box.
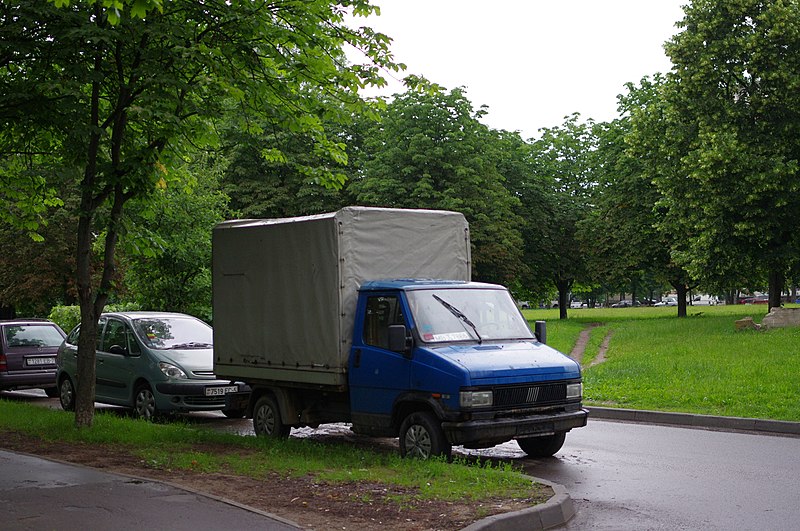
[212,207,471,386]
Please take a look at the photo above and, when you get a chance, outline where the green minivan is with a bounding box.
[56,312,246,418]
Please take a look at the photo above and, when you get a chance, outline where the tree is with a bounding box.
[590,77,696,317]
[347,88,525,286]
[527,114,596,319]
[1,0,401,427]
[661,0,800,309]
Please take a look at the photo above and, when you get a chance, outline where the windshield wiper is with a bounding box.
[432,294,482,344]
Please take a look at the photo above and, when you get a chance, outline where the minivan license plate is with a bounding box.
[205,385,237,396]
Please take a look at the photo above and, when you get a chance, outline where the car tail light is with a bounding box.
[0,353,6,371]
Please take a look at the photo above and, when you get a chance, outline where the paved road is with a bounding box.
[518,419,800,530]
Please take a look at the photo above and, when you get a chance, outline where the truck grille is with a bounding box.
[493,382,566,408]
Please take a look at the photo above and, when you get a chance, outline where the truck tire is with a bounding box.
[517,432,566,458]
[399,411,451,459]
[253,395,291,438]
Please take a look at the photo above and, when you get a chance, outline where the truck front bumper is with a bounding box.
[441,408,589,446]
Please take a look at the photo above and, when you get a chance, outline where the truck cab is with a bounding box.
[348,280,587,458]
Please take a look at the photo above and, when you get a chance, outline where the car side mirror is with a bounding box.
[108,344,127,355]
[388,324,412,356]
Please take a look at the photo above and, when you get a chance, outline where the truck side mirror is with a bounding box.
[387,324,411,355]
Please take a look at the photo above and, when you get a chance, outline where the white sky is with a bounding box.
[356,0,686,139]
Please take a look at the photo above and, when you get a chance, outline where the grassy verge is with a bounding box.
[525,305,800,421]
[0,399,542,503]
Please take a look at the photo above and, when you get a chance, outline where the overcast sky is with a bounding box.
[356,0,687,139]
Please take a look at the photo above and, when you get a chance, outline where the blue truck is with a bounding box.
[212,207,587,458]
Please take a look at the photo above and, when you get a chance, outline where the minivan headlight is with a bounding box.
[159,362,187,379]
[460,390,493,408]
[566,382,583,400]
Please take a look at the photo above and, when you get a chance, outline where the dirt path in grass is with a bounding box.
[569,323,613,368]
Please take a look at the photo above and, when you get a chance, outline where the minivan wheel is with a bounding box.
[517,432,566,458]
[253,395,290,437]
[133,384,158,420]
[399,411,451,459]
[59,377,75,411]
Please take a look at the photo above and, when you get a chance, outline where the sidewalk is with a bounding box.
[0,450,299,531]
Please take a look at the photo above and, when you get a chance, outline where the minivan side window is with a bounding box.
[101,319,127,353]
[66,318,104,349]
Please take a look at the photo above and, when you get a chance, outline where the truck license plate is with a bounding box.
[26,357,55,366]
[205,385,237,397]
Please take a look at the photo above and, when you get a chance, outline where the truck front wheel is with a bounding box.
[517,432,566,458]
[253,395,291,438]
[399,411,451,459]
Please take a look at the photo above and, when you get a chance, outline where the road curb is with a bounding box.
[587,406,800,436]
[462,477,575,531]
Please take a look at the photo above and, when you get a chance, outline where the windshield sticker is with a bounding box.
[424,331,471,342]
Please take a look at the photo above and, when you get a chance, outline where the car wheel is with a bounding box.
[133,383,158,420]
[399,411,451,459]
[253,395,290,437]
[44,386,59,399]
[517,432,566,458]
[59,377,75,411]
[222,408,246,419]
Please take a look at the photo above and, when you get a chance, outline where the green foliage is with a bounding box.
[524,114,596,316]
[119,157,229,321]
[658,0,800,301]
[3,0,405,426]
[348,87,526,285]
[47,306,81,333]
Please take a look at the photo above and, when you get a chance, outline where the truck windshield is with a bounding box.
[407,288,535,343]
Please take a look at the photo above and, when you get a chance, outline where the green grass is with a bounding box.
[0,400,542,503]
[526,304,800,421]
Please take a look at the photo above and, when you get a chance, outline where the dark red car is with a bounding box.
[739,295,769,304]
[0,318,66,397]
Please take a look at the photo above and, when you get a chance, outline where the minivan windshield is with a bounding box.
[406,288,535,343]
[131,317,213,350]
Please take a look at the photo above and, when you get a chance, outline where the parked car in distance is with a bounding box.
[56,312,247,419]
[611,300,638,308]
[739,295,769,304]
[517,300,531,310]
[0,319,66,397]
[654,297,678,307]
[691,295,719,305]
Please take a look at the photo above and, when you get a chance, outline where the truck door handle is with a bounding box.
[353,349,361,368]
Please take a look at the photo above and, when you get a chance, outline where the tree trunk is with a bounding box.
[674,283,688,318]
[768,268,785,310]
[556,277,573,320]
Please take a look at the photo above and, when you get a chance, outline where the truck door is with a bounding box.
[349,294,411,423]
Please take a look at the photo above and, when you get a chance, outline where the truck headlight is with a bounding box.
[460,390,493,408]
[566,382,583,400]
[159,362,187,379]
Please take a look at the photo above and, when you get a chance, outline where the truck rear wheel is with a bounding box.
[253,395,290,438]
[399,411,451,459]
[517,432,566,458]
